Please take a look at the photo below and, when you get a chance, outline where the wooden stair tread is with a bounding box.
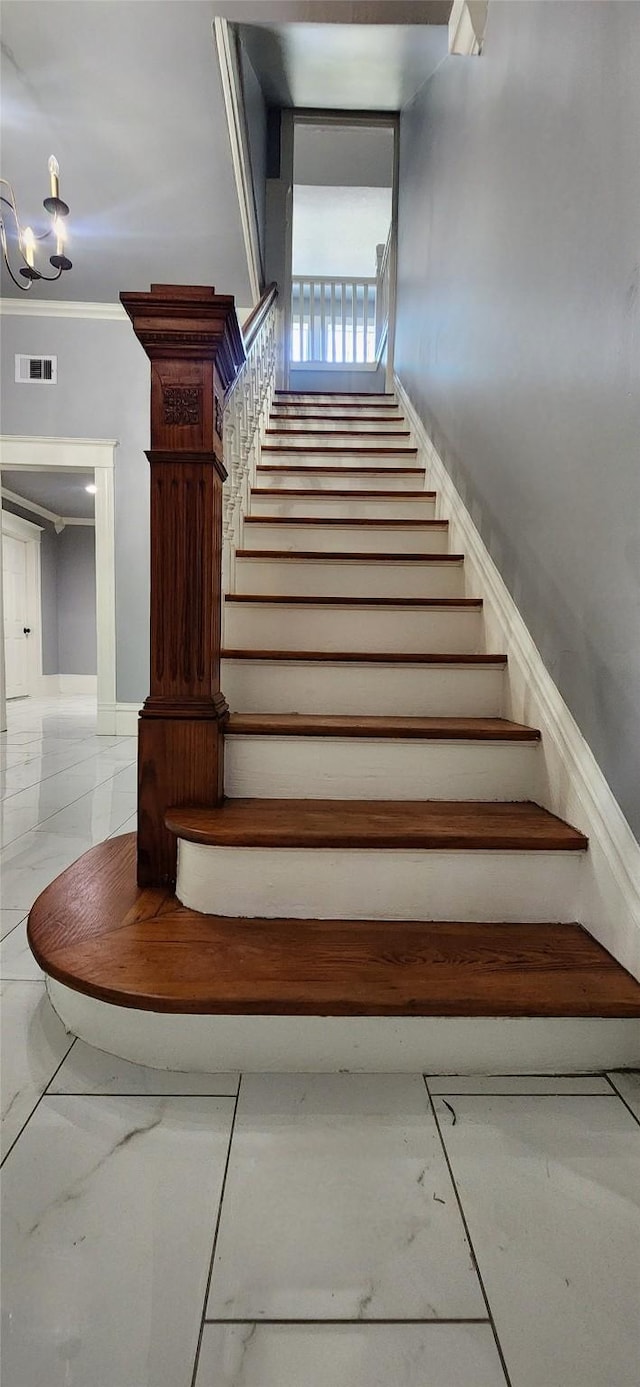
[270,414,404,423]
[236,550,464,563]
[166,799,588,851]
[222,650,507,664]
[225,595,482,608]
[244,517,448,527]
[256,465,423,475]
[251,488,431,498]
[226,714,540,741]
[28,838,639,1016]
[264,430,412,438]
[261,446,418,455]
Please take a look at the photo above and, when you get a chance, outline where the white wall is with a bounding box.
[292,185,392,278]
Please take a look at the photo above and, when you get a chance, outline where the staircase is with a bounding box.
[30,388,640,1073]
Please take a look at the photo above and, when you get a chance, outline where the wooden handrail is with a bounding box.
[242,282,278,353]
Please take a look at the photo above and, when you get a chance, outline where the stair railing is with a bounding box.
[223,283,278,592]
[291,276,377,365]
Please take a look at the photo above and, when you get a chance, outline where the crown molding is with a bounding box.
[0,297,127,320]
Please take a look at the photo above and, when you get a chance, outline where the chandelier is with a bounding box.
[0,156,72,291]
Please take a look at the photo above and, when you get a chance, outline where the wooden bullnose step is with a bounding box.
[27,839,640,1017]
[225,595,482,609]
[221,650,507,665]
[226,714,540,741]
[236,550,464,563]
[166,799,588,851]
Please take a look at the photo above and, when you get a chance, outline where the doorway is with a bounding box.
[2,510,40,699]
[0,436,116,733]
[287,115,398,393]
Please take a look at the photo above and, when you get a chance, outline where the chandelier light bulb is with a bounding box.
[48,155,60,199]
[22,226,35,268]
[85,484,97,495]
[54,216,67,255]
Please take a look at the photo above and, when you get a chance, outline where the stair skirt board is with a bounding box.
[233,557,466,599]
[224,736,541,800]
[242,521,450,553]
[176,843,583,922]
[46,982,640,1075]
[255,470,425,491]
[221,658,507,717]
[249,493,436,519]
[223,602,484,654]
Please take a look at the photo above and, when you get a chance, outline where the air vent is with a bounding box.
[15,354,58,384]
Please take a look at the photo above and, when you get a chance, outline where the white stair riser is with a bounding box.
[267,419,408,433]
[242,522,449,554]
[177,842,583,922]
[221,659,506,717]
[250,494,436,520]
[256,471,424,492]
[260,450,417,470]
[224,603,484,653]
[274,394,396,406]
[225,737,540,801]
[234,558,465,599]
[51,981,640,1075]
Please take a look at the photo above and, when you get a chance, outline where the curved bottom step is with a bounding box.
[47,980,640,1075]
[28,837,640,1073]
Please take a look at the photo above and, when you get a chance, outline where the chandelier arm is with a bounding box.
[1,167,71,290]
[0,221,32,290]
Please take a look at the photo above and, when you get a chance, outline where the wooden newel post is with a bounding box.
[120,284,245,887]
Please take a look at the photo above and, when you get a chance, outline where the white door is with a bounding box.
[3,533,31,698]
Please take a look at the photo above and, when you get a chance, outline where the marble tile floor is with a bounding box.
[1,698,640,1386]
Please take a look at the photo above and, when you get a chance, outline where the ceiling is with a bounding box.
[239,21,449,109]
[2,471,95,521]
[0,2,253,303]
[1,0,450,305]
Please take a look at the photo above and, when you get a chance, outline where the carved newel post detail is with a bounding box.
[120,284,245,886]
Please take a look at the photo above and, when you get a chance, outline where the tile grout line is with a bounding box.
[0,1036,77,1169]
[203,1316,492,1326]
[1,760,137,853]
[0,913,29,947]
[1,740,135,809]
[423,1077,513,1387]
[49,1090,241,1099]
[603,1073,640,1129]
[190,1074,243,1387]
[425,1091,619,1098]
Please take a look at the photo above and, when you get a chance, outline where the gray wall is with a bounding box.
[395,0,640,838]
[39,526,59,675]
[1,315,149,700]
[56,527,97,675]
[293,123,394,187]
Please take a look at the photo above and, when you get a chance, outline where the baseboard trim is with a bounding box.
[395,375,640,982]
[38,673,97,696]
[115,702,142,736]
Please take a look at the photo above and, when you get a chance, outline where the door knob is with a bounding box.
[23,627,31,635]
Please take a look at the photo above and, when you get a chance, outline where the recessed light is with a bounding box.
[85,483,97,494]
